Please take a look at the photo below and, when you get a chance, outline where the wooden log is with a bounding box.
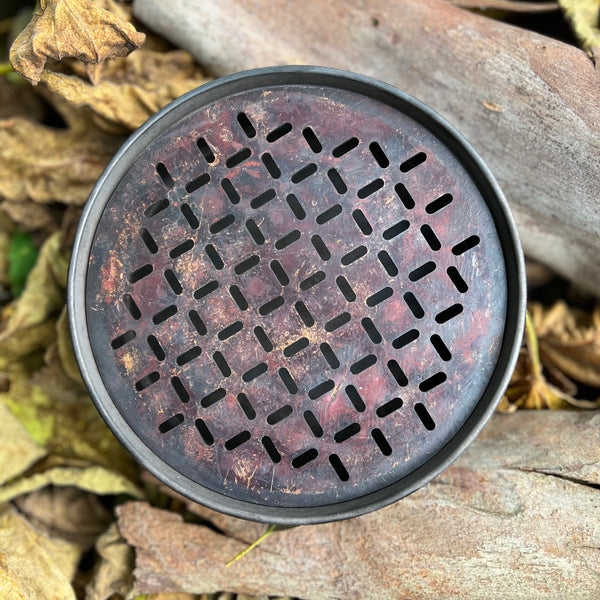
[117,411,600,600]
[133,0,600,296]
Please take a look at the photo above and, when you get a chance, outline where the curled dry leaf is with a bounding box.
[40,49,209,130]
[9,0,145,84]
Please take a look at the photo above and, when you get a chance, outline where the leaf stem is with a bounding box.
[226,524,278,567]
[525,310,543,379]
[0,62,13,76]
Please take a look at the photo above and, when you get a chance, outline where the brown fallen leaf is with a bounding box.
[0,77,45,121]
[9,0,145,84]
[40,48,209,130]
[1,199,57,232]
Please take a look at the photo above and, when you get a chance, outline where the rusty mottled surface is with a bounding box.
[85,84,507,507]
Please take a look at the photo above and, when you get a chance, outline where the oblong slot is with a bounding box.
[225,430,251,451]
[152,304,177,325]
[246,219,265,245]
[195,418,214,445]
[361,317,382,344]
[270,260,289,286]
[286,194,306,220]
[357,178,384,199]
[304,410,323,437]
[295,301,314,326]
[144,198,169,218]
[403,292,425,318]
[311,235,330,261]
[334,422,361,443]
[327,168,347,194]
[320,342,340,369]
[250,188,276,209]
[111,330,136,349]
[336,276,356,302]
[218,321,243,341]
[284,337,309,357]
[259,296,285,316]
[196,137,215,163]
[254,326,274,352]
[171,376,189,402]
[372,428,392,455]
[185,173,210,194]
[221,178,240,204]
[212,351,231,377]
[352,209,373,235]
[140,228,158,253]
[366,287,393,307]
[332,137,359,157]
[201,387,226,407]
[262,436,281,463]
[435,303,463,324]
[135,371,159,391]
[188,309,207,335]
[237,112,256,138]
[452,235,481,255]
[300,270,325,291]
[122,294,141,319]
[420,224,441,251]
[275,229,301,250]
[205,244,224,270]
[147,334,165,360]
[369,141,390,168]
[419,372,447,392]
[409,261,436,282]
[447,267,468,293]
[414,403,436,430]
[329,454,350,481]
[394,182,415,209]
[392,328,420,349]
[308,379,334,400]
[237,393,256,420]
[210,214,235,234]
[431,334,452,361]
[341,245,367,266]
[229,285,248,310]
[302,127,322,153]
[377,250,398,277]
[169,239,194,259]
[291,448,318,469]
[383,220,409,240]
[376,397,403,418]
[426,193,453,214]
[267,121,292,143]
[400,151,427,172]
[234,254,260,275]
[387,359,408,386]
[158,413,183,433]
[226,147,251,169]
[156,162,174,187]
[242,362,268,382]
[350,354,377,375]
[278,367,298,394]
[129,264,153,283]
[291,163,317,184]
[266,404,293,425]
[316,204,342,224]
[261,152,281,179]
[343,385,365,412]
[325,312,351,332]
[180,204,199,229]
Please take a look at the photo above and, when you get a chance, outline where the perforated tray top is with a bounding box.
[69,67,525,524]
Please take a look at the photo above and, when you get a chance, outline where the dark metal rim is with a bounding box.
[68,65,526,525]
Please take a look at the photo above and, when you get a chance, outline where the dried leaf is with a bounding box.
[9,0,145,84]
[0,77,45,121]
[559,0,600,61]
[0,401,46,486]
[56,306,85,385]
[0,503,79,599]
[85,522,134,600]
[2,200,56,232]
[40,49,209,129]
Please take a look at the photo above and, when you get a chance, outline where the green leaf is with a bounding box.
[7,230,38,298]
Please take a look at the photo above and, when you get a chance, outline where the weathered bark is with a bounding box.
[118,411,600,600]
[133,0,600,296]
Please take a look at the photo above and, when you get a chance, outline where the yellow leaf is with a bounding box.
[9,0,145,84]
[559,0,600,61]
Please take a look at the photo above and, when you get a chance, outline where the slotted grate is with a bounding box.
[69,67,525,524]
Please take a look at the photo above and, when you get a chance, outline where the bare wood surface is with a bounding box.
[118,411,600,600]
[133,0,600,296]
